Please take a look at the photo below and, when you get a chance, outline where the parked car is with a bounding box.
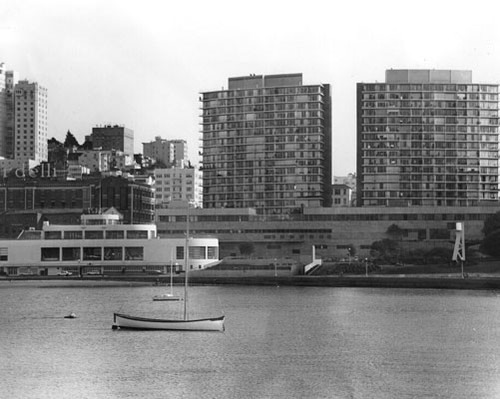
[86,271,101,275]
[57,271,73,276]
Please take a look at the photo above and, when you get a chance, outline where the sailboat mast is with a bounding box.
[183,205,190,320]
[170,252,173,296]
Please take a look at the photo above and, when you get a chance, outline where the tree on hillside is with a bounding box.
[346,244,356,257]
[386,224,405,262]
[63,130,80,148]
[481,231,500,256]
[370,239,399,263]
[482,211,500,237]
[239,242,255,256]
[387,223,405,240]
[480,211,500,257]
[48,137,63,147]
[81,139,93,150]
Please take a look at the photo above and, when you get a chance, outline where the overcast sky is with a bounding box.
[3,0,500,176]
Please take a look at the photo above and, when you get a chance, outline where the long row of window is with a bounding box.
[203,103,321,116]
[362,84,497,93]
[202,127,324,140]
[362,117,498,125]
[158,212,490,224]
[202,120,324,132]
[203,86,321,100]
[363,125,498,134]
[203,94,323,107]
[202,111,323,123]
[363,110,498,118]
[38,246,218,262]
[43,230,150,240]
[41,246,143,261]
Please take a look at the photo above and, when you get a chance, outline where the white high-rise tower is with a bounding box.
[14,80,48,163]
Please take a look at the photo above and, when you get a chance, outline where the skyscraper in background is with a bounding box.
[0,63,19,159]
[357,69,499,207]
[200,73,332,215]
[13,80,48,163]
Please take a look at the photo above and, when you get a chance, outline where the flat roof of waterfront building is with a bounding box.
[157,205,500,218]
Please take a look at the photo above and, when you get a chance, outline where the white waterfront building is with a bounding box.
[0,208,219,276]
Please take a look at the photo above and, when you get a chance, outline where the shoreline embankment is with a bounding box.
[189,275,500,290]
[3,274,500,290]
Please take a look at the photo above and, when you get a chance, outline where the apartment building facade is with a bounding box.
[154,165,202,208]
[357,69,499,207]
[200,73,332,215]
[0,176,155,235]
[13,80,48,163]
[331,184,352,207]
[142,137,188,167]
[91,125,134,158]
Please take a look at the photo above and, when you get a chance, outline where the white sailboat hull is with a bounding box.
[112,313,225,332]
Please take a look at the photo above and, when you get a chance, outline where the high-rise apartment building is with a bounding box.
[201,73,332,215]
[14,80,48,163]
[0,63,18,159]
[357,69,499,207]
[142,137,188,166]
[91,125,134,158]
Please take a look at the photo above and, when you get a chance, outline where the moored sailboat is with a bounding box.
[152,255,181,301]
[112,313,225,331]
[112,204,225,332]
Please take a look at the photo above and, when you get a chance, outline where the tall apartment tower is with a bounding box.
[201,73,332,215]
[142,137,188,166]
[0,63,18,158]
[92,125,134,158]
[357,69,499,207]
[14,80,48,163]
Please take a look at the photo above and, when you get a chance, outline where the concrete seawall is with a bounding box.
[5,274,500,290]
[185,275,500,290]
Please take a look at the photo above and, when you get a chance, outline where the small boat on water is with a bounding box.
[153,256,181,301]
[113,204,225,332]
[112,313,225,331]
[152,293,182,301]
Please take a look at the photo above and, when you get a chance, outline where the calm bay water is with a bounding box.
[1,281,499,399]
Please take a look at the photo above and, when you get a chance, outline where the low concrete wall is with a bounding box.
[7,274,500,290]
[185,275,500,290]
